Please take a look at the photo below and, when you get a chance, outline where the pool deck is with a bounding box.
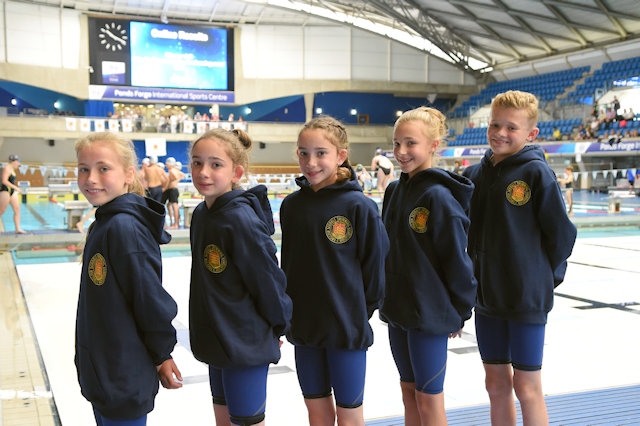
[2,191,640,425]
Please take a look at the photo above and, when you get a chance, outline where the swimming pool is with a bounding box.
[3,190,640,265]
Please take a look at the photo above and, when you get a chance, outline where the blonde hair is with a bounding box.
[298,115,352,182]
[74,132,144,196]
[190,128,253,190]
[491,90,539,126]
[394,107,447,141]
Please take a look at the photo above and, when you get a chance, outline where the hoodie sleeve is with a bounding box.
[230,206,292,336]
[356,198,390,318]
[108,215,178,365]
[535,167,577,287]
[429,187,477,325]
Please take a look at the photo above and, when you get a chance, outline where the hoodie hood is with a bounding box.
[399,167,474,212]
[209,185,276,235]
[95,193,171,244]
[481,144,547,169]
[295,166,364,194]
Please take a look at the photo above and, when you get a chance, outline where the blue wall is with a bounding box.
[312,92,453,124]
[0,80,454,124]
[0,80,85,115]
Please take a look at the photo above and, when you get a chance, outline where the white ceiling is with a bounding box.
[25,0,640,75]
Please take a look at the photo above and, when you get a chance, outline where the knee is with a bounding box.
[513,374,543,403]
[484,372,513,398]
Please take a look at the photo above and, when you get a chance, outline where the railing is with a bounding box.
[0,115,393,144]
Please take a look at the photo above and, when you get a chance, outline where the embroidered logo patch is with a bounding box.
[506,180,531,206]
[325,216,353,244]
[204,244,227,273]
[409,207,430,233]
[88,253,107,286]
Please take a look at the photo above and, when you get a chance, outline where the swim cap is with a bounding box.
[8,154,20,162]
[165,157,176,166]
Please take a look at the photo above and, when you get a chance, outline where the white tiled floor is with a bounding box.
[11,232,640,425]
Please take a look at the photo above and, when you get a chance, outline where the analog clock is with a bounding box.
[98,22,128,52]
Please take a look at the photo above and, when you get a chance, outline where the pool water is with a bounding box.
[3,190,640,265]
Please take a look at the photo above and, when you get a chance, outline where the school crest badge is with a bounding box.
[325,216,353,244]
[409,207,429,233]
[506,180,531,206]
[88,253,107,286]
[204,244,227,273]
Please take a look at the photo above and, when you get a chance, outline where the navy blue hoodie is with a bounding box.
[75,193,176,420]
[463,145,577,324]
[280,172,389,350]
[189,185,292,369]
[381,168,477,335]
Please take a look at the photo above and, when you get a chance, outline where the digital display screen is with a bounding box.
[129,22,229,90]
[88,18,234,98]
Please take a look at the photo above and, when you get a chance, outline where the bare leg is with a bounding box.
[416,390,447,426]
[484,363,517,426]
[566,191,573,216]
[170,202,180,228]
[377,171,386,199]
[399,381,420,426]
[213,403,232,426]
[304,396,335,426]
[9,195,25,233]
[513,369,548,426]
[0,191,10,216]
[336,404,365,426]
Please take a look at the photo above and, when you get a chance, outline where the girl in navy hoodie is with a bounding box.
[188,128,292,426]
[280,116,389,426]
[74,132,182,426]
[381,108,477,425]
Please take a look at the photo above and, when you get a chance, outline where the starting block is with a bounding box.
[182,198,203,228]
[64,200,93,230]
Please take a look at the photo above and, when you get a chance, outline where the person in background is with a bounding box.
[627,168,636,195]
[280,116,389,426]
[558,165,575,216]
[0,154,26,234]
[381,107,477,425]
[453,159,464,175]
[143,155,167,203]
[74,132,182,426]
[188,128,292,426]
[371,148,395,197]
[355,163,372,190]
[162,157,185,228]
[463,91,577,426]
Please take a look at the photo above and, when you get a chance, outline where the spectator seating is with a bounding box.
[563,57,640,106]
[448,67,590,119]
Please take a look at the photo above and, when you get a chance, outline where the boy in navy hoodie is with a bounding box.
[463,91,577,425]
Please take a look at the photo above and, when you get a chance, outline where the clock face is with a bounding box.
[98,22,128,52]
